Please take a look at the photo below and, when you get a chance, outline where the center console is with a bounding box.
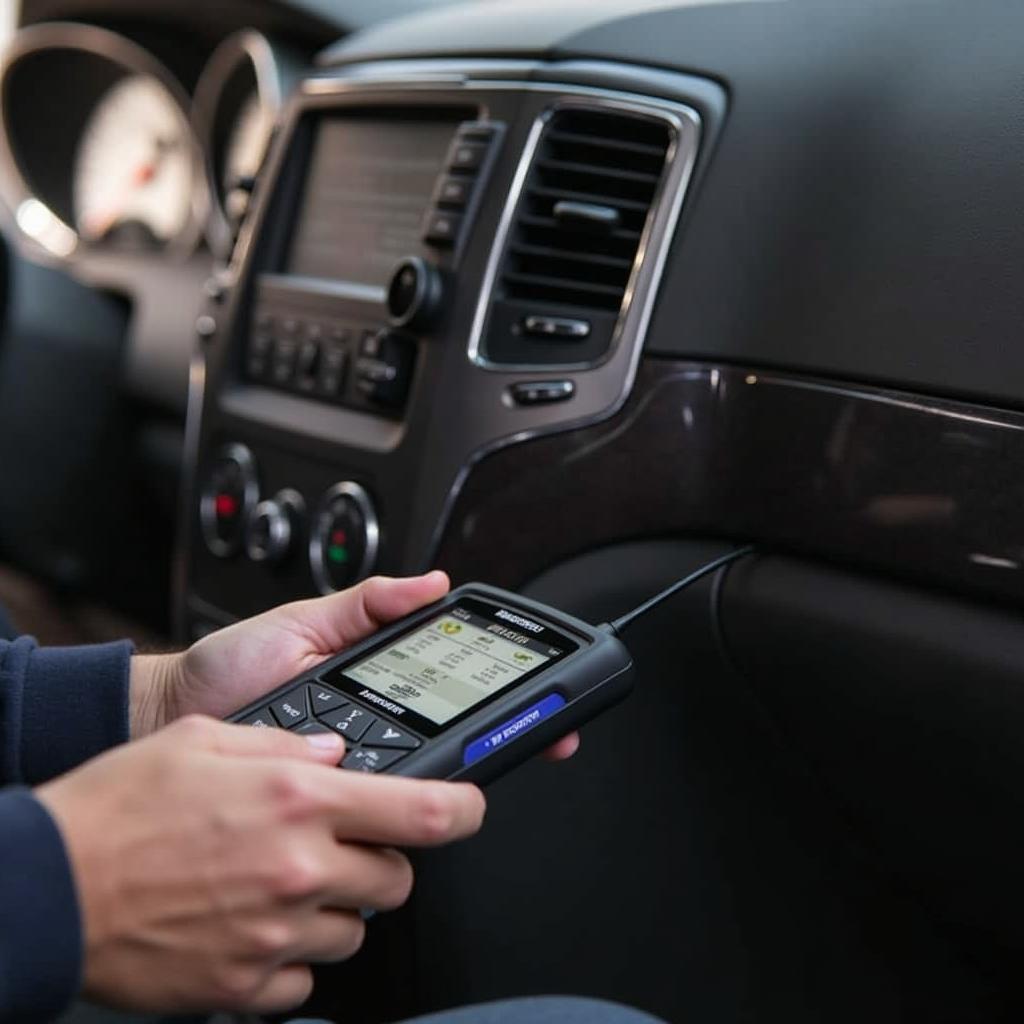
[179,60,718,637]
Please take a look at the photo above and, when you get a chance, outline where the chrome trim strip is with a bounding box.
[192,29,285,259]
[466,94,697,375]
[172,349,208,642]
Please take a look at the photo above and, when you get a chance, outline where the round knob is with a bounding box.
[246,490,305,565]
[386,256,442,331]
[200,443,258,558]
[309,482,379,594]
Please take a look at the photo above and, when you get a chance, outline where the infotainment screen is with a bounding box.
[286,115,460,288]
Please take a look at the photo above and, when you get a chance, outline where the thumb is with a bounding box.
[277,571,451,652]
[169,715,345,764]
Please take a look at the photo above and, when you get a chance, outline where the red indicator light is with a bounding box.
[331,529,347,545]
[214,493,238,518]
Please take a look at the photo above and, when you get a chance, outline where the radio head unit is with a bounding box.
[286,113,463,288]
[243,105,503,418]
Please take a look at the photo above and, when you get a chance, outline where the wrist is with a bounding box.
[129,654,186,738]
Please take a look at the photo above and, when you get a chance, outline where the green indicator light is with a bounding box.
[328,545,349,564]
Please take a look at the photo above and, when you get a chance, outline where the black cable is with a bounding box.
[604,545,757,636]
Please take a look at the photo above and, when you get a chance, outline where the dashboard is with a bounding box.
[6,2,1024,1023]
[187,65,708,624]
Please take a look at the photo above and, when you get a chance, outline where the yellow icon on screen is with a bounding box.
[441,621,462,636]
[513,652,533,664]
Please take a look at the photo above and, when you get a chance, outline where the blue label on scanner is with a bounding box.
[462,692,567,766]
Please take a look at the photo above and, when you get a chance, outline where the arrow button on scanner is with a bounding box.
[363,719,421,750]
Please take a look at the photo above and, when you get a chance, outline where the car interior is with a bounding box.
[3,0,1024,1021]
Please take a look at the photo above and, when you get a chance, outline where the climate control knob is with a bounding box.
[200,443,258,558]
[246,489,305,565]
[386,256,442,331]
[309,482,379,594]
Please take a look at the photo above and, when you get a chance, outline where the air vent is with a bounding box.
[481,106,673,366]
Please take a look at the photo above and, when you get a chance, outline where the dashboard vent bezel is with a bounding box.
[468,94,699,373]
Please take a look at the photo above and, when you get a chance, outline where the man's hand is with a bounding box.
[36,716,485,1014]
[132,572,579,761]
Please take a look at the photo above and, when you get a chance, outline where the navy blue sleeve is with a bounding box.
[1,636,133,1022]
[0,789,83,1022]
[1,637,133,786]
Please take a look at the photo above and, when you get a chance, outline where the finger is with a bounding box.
[540,731,581,762]
[170,715,345,765]
[280,571,450,652]
[288,908,368,964]
[308,772,485,847]
[314,843,413,913]
[242,964,314,1015]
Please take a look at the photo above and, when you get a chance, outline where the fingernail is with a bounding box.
[306,732,343,750]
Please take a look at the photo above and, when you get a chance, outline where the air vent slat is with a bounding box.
[546,129,666,159]
[493,106,672,328]
[510,242,634,272]
[535,158,662,188]
[503,272,625,311]
[518,213,642,244]
[527,185,650,214]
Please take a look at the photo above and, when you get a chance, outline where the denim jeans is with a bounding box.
[290,997,666,1024]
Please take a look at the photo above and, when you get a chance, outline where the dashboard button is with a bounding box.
[447,140,487,173]
[295,339,321,391]
[272,335,298,384]
[360,329,384,357]
[456,121,497,143]
[251,331,273,355]
[246,330,274,381]
[523,315,591,340]
[435,175,472,209]
[200,443,258,558]
[423,210,462,247]
[354,332,415,410]
[309,481,379,594]
[316,345,347,398]
[246,351,270,381]
[510,380,576,406]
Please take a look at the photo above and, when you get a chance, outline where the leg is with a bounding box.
[288,996,666,1024]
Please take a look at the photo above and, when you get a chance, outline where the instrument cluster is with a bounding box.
[0,22,292,262]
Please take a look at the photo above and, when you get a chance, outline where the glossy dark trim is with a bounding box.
[437,358,1024,604]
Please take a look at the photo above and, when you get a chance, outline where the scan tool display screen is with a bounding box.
[330,600,577,734]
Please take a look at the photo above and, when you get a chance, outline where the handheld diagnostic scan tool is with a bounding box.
[228,550,753,783]
[229,583,631,783]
